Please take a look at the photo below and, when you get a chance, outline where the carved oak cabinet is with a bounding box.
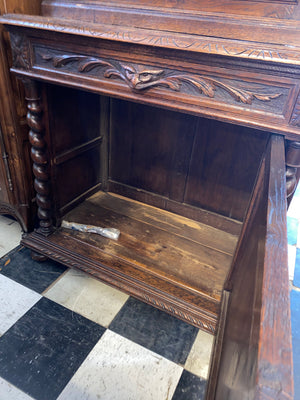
[1,1,299,398]
[0,0,41,230]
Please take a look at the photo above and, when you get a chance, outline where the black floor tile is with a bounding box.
[0,246,67,293]
[0,297,105,400]
[172,370,207,400]
[109,297,198,364]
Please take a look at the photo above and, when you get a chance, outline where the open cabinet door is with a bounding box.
[207,134,293,400]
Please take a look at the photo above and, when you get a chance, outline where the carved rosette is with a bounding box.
[23,80,54,236]
[10,33,30,69]
[285,140,300,199]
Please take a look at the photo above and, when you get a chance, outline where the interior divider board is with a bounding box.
[61,191,239,301]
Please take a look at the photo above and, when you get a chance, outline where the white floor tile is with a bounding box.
[184,329,214,379]
[44,269,129,327]
[57,330,183,400]
[0,215,12,225]
[0,274,41,336]
[288,244,297,281]
[288,193,300,221]
[0,376,35,400]
[0,217,22,258]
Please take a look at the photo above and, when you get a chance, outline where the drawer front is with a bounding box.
[8,28,300,139]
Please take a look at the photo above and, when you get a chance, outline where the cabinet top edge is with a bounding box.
[2,14,300,66]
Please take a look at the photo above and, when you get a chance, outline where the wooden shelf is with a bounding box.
[22,191,240,332]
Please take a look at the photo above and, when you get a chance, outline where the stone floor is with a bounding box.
[0,219,211,400]
[0,184,299,399]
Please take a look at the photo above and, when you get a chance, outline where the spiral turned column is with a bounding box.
[23,79,54,236]
[286,140,300,201]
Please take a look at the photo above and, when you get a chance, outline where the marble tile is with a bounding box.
[0,297,105,400]
[0,274,41,336]
[287,216,299,246]
[0,246,67,293]
[110,297,198,364]
[184,329,214,379]
[0,217,22,258]
[44,269,129,327]
[293,248,300,288]
[288,244,297,282]
[288,190,300,221]
[172,370,207,400]
[0,377,35,400]
[57,329,183,400]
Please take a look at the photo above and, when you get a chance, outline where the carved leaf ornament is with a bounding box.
[41,53,282,105]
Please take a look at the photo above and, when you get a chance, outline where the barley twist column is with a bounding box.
[23,79,54,236]
[285,140,300,202]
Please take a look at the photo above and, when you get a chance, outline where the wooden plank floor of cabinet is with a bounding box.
[22,192,241,333]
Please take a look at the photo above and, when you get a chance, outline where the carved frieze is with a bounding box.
[40,52,283,106]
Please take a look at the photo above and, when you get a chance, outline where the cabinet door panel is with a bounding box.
[208,135,293,400]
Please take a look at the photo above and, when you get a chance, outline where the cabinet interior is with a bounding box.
[43,84,270,333]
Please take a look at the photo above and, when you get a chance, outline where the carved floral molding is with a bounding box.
[40,53,282,105]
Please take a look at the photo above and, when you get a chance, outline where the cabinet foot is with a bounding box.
[30,250,48,262]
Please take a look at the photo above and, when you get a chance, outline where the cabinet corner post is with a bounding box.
[23,79,54,236]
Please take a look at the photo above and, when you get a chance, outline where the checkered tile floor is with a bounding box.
[0,245,211,400]
[0,183,299,400]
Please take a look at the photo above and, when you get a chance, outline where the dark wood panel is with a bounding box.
[54,146,102,214]
[109,99,198,203]
[208,135,293,399]
[110,100,269,221]
[185,119,270,221]
[47,85,102,155]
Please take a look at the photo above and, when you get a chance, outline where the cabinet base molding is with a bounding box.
[21,230,218,334]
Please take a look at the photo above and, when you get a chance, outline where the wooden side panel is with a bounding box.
[209,135,293,400]
[45,85,103,216]
[185,119,269,221]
